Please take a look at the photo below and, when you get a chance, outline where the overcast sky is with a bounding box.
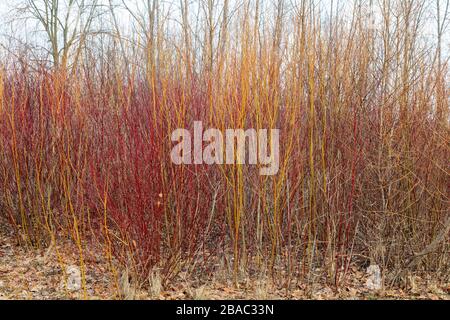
[0,1,448,58]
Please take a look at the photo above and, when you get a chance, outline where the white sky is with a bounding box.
[0,1,448,58]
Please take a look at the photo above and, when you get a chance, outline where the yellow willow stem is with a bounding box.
[102,181,120,299]
[9,90,31,246]
[62,151,87,299]
[308,29,317,265]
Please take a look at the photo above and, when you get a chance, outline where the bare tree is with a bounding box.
[435,0,449,123]
[18,0,100,69]
[436,0,449,68]
[180,0,193,80]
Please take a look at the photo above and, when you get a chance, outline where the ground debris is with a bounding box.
[365,265,383,291]
[0,227,448,300]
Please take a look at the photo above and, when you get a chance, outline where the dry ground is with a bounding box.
[0,223,448,300]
